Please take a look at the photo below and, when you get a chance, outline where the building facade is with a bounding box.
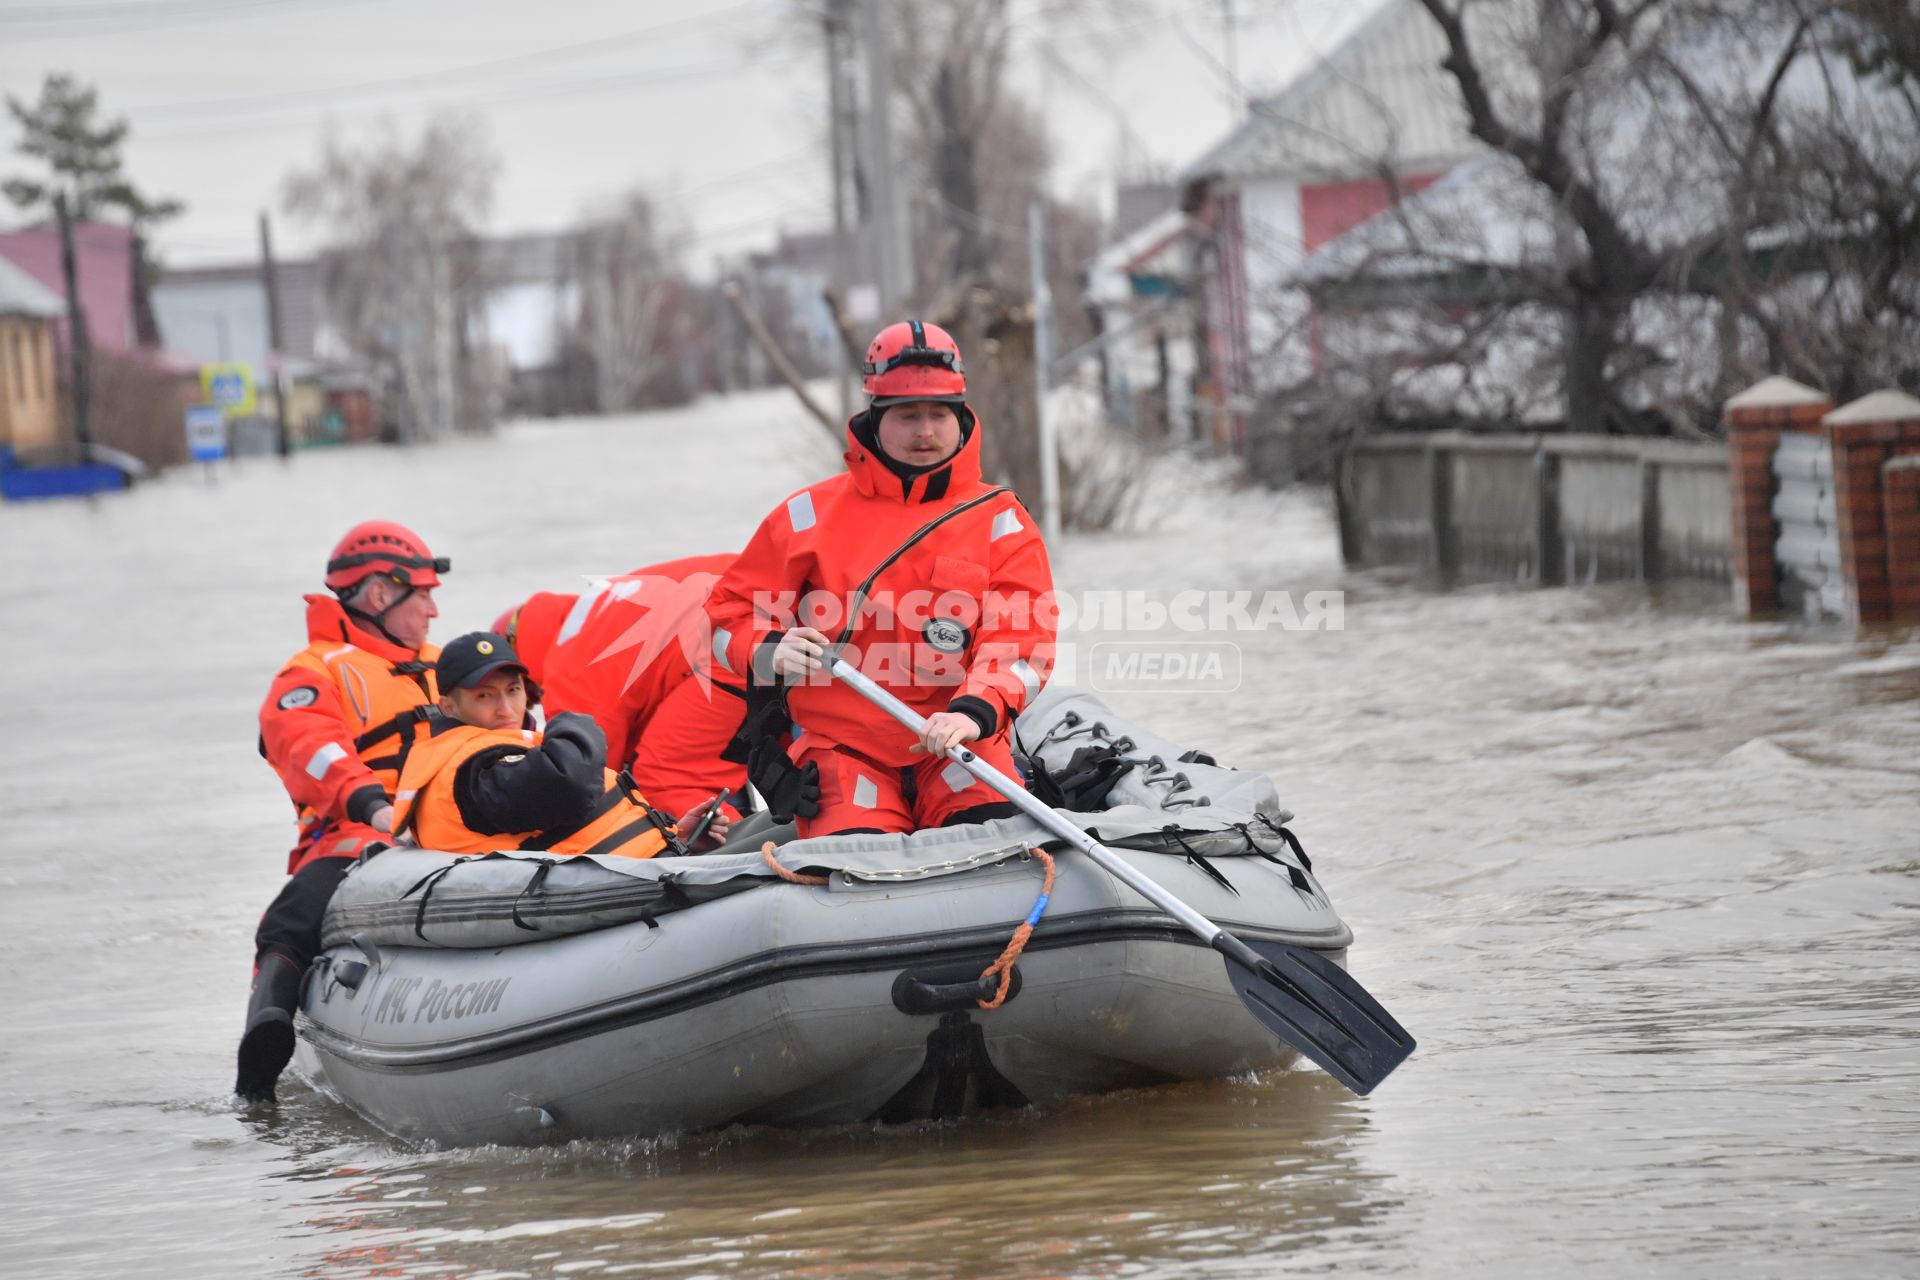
[0,255,63,453]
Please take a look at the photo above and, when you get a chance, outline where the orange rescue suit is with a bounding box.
[391,723,678,859]
[706,410,1056,767]
[511,553,737,768]
[260,594,440,873]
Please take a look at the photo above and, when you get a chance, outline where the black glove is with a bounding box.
[543,711,607,770]
[748,736,820,822]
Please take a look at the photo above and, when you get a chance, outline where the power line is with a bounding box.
[137,51,806,141]
[0,0,373,38]
[132,1,763,121]
[0,0,304,24]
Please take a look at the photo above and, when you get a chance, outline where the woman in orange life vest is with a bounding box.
[239,520,447,1104]
[493,552,748,823]
[707,320,1056,837]
[392,631,732,858]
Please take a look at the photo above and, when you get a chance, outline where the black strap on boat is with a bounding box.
[1251,813,1312,871]
[509,859,557,932]
[1162,825,1238,896]
[399,859,465,941]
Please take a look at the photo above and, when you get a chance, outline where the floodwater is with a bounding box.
[2,388,1916,1279]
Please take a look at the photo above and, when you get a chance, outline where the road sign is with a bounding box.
[185,404,228,462]
[201,363,257,417]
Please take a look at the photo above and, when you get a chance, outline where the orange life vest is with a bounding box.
[391,722,678,859]
[264,595,442,870]
[282,638,441,782]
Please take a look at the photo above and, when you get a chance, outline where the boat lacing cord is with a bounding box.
[977,846,1056,1010]
[762,840,829,885]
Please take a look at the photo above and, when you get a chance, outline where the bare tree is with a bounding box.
[570,190,700,412]
[1730,1,1920,401]
[1286,1,1917,442]
[769,0,1144,525]
[283,114,498,440]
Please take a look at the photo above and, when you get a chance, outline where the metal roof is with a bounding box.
[1180,0,1476,186]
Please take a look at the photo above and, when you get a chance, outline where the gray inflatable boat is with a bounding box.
[297,689,1360,1146]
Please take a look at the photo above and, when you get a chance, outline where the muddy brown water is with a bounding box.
[2,393,1916,1278]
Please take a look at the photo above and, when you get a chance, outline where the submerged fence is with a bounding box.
[1331,377,1920,626]
[1334,432,1731,588]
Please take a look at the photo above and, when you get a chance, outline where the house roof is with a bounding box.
[152,256,324,362]
[1294,150,1554,287]
[0,220,137,348]
[1296,16,1903,293]
[1180,0,1474,188]
[1086,209,1192,306]
[0,252,63,318]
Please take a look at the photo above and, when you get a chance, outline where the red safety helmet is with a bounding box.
[863,320,966,407]
[324,520,448,592]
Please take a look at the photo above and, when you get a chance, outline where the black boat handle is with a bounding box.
[892,964,1022,1015]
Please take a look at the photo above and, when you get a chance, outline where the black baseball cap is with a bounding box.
[436,631,527,692]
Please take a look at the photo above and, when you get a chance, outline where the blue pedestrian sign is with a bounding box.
[200,362,257,417]
[185,405,228,462]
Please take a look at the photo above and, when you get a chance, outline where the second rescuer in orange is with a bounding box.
[707,320,1056,836]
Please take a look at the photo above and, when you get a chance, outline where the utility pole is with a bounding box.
[259,210,292,457]
[53,193,92,454]
[1028,197,1061,543]
[1221,0,1243,121]
[824,0,855,417]
[857,0,908,314]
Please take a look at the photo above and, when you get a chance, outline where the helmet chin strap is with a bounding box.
[341,580,416,649]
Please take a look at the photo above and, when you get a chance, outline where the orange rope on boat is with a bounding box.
[978,847,1056,1010]
[762,840,829,885]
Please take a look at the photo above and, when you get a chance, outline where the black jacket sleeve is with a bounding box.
[451,717,606,836]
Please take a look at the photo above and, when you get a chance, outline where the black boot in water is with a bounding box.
[234,953,304,1103]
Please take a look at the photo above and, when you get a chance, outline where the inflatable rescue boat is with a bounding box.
[295,688,1383,1146]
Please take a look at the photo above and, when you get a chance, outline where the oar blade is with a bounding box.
[1219,937,1415,1096]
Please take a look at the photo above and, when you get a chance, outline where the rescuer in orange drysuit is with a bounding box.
[390,631,731,858]
[706,320,1056,837]
[494,553,747,823]
[237,520,447,1103]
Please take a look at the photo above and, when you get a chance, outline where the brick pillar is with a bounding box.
[1723,377,1831,616]
[1826,390,1920,625]
[1886,456,1920,624]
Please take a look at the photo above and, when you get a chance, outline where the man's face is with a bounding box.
[366,576,438,650]
[876,401,961,468]
[440,668,528,731]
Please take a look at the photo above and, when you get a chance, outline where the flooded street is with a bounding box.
[2,388,1917,1278]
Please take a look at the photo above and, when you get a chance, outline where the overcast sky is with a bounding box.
[1,0,1383,273]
